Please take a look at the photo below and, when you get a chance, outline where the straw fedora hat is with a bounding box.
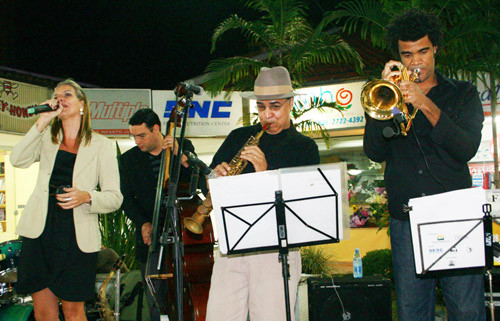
[240,66,299,100]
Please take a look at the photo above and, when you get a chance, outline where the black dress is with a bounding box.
[16,150,98,301]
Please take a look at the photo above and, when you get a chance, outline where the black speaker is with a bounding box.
[308,275,392,321]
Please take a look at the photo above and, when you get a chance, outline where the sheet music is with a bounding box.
[208,163,348,254]
[409,187,486,274]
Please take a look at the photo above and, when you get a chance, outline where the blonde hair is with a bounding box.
[50,79,92,146]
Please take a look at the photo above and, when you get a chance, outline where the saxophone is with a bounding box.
[184,126,267,234]
[98,257,124,321]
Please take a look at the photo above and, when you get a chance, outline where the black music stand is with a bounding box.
[411,205,496,320]
[209,163,348,320]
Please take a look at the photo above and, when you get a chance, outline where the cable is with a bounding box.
[409,123,446,191]
[329,276,351,321]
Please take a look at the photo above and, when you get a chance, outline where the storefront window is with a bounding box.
[340,152,389,228]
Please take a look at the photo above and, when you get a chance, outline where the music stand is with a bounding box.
[409,187,488,275]
[209,163,349,320]
[483,189,500,321]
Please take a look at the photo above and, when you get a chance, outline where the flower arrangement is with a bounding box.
[348,178,389,228]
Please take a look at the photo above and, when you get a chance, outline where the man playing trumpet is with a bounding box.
[363,8,485,321]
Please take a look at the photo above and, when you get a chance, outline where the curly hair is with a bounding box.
[386,8,443,58]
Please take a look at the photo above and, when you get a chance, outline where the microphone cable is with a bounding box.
[408,121,446,192]
[329,276,350,321]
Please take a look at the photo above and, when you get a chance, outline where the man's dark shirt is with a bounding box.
[363,71,484,220]
[210,122,320,173]
[119,140,195,262]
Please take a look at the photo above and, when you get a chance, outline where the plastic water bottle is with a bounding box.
[353,248,363,278]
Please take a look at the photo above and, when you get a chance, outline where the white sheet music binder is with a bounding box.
[208,163,349,255]
[409,187,487,274]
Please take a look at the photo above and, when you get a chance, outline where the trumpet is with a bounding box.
[360,66,420,136]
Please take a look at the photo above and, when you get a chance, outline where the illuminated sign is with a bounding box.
[153,91,243,137]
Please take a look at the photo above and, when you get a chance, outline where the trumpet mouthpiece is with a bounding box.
[412,68,421,81]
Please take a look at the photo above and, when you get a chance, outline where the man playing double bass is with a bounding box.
[119,108,195,321]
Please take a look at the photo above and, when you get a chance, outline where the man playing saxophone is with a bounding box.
[205,66,320,321]
[363,8,484,321]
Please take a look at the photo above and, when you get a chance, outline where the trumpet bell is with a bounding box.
[360,79,406,120]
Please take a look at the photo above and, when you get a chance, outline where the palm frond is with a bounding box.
[203,57,266,95]
[292,97,343,119]
[294,120,331,149]
[211,15,275,53]
[325,0,392,49]
[246,0,309,23]
[289,34,364,77]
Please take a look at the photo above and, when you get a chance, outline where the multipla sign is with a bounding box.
[86,88,151,136]
[152,91,242,137]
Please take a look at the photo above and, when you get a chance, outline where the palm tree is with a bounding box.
[202,0,365,148]
[327,0,499,181]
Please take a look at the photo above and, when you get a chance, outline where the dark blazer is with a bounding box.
[119,141,195,262]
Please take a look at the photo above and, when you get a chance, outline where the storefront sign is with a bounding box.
[248,81,366,131]
[86,88,151,136]
[476,75,500,115]
[297,82,365,130]
[0,78,51,134]
[152,91,243,137]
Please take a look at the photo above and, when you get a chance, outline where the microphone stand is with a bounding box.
[157,91,193,321]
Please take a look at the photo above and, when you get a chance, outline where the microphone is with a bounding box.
[183,151,217,179]
[392,107,406,124]
[175,82,205,96]
[27,104,56,115]
[383,107,406,138]
[189,167,200,196]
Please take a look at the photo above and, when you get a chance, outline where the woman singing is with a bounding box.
[10,79,123,321]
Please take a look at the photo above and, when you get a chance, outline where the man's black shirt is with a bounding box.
[119,140,195,262]
[210,122,320,172]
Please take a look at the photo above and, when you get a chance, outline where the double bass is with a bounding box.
[148,100,214,321]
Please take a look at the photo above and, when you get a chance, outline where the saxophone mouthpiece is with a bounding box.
[262,123,269,131]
